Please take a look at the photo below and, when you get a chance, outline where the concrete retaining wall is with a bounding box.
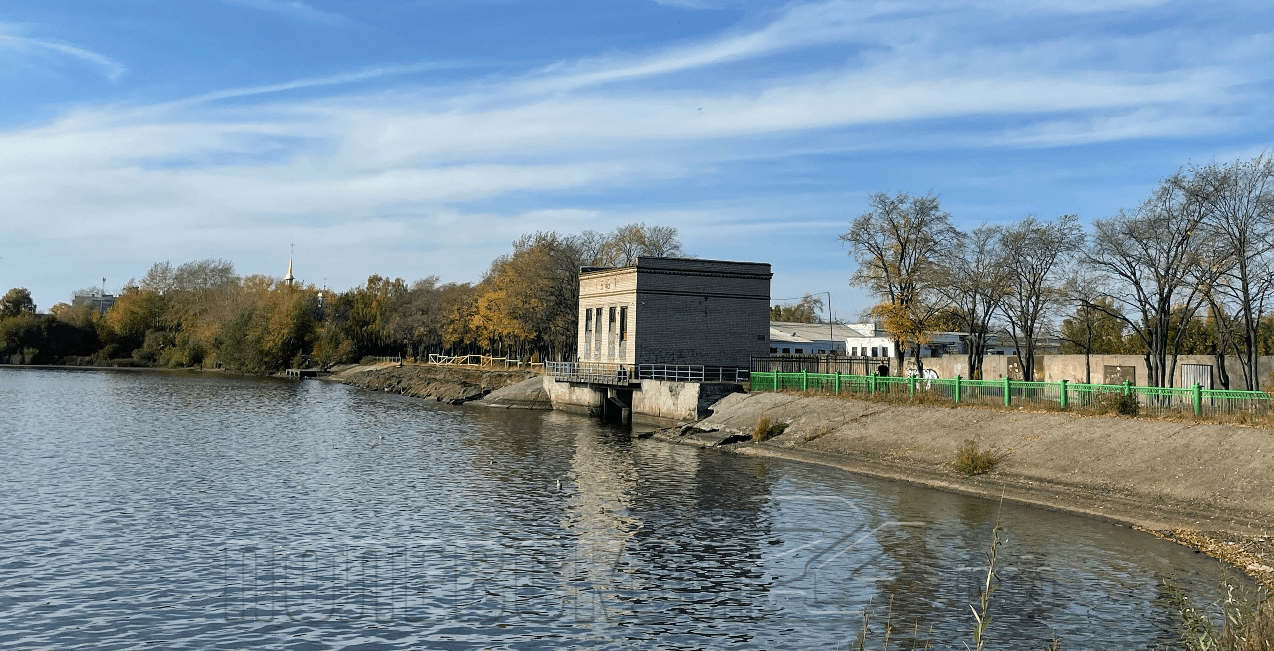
[908,353,1274,389]
[544,378,607,416]
[544,377,741,423]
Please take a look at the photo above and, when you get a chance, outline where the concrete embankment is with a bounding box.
[328,362,538,403]
[650,391,1274,587]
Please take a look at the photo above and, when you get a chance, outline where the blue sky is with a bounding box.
[2,0,1272,319]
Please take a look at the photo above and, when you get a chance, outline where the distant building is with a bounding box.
[577,256,772,369]
[71,290,116,315]
[769,321,865,355]
[837,322,1059,359]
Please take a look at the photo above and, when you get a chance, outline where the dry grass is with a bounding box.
[751,415,788,442]
[1170,581,1274,651]
[954,439,1002,476]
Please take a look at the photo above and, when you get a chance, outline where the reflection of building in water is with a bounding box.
[561,428,642,620]
[561,431,779,625]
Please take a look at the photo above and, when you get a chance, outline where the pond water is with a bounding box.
[0,368,1239,649]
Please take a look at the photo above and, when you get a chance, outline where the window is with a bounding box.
[619,306,628,341]
[609,306,616,329]
[795,348,803,354]
[584,308,592,332]
[594,310,602,354]
[770,347,777,353]
[870,347,878,357]
[851,346,858,356]
[782,348,790,354]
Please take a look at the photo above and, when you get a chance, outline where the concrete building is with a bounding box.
[71,290,116,315]
[577,256,772,369]
[768,321,858,355]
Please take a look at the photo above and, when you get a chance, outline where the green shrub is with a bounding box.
[954,439,1001,476]
[751,415,788,442]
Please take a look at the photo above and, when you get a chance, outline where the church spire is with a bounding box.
[284,244,295,285]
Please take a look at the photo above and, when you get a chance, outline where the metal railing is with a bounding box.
[546,361,632,385]
[749,371,1273,418]
[751,355,891,376]
[548,363,750,384]
[427,354,528,368]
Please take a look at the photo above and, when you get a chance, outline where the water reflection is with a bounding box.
[0,368,1243,650]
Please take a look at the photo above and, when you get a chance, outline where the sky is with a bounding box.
[1,0,1272,320]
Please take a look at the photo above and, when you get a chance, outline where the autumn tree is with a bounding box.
[0,288,36,318]
[770,294,824,323]
[840,191,958,372]
[471,232,584,360]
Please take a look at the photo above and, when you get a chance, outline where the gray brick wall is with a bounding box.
[577,256,771,368]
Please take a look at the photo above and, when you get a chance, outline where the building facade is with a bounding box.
[577,257,772,369]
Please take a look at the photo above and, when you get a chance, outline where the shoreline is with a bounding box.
[643,391,1274,589]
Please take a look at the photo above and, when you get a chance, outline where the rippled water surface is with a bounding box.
[0,368,1239,649]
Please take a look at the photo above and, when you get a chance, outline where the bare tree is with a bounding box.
[1085,172,1224,387]
[840,191,958,372]
[1193,155,1274,390]
[938,225,1009,379]
[997,214,1084,382]
[594,223,686,267]
[1059,278,1127,384]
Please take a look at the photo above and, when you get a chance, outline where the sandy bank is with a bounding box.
[329,362,538,403]
[650,391,1274,587]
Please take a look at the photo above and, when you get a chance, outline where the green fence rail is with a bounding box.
[749,371,1273,418]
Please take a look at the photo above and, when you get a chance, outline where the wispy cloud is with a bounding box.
[0,28,125,80]
[216,0,349,25]
[3,0,1272,303]
[175,61,480,106]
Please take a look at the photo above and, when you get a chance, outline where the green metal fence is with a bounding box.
[748,371,1273,418]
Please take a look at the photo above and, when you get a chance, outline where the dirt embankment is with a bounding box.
[328,363,539,404]
[650,391,1274,587]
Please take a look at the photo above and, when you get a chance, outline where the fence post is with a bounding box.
[1193,383,1202,416]
[869,373,876,395]
[1003,376,1012,407]
[834,371,841,395]
[801,369,808,392]
[1122,380,1131,396]
[909,375,917,398]
[1059,379,1068,409]
[954,375,962,403]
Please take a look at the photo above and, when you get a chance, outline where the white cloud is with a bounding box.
[0,28,125,80]
[5,0,1272,303]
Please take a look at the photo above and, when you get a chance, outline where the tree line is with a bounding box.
[842,155,1274,389]
[0,223,685,374]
